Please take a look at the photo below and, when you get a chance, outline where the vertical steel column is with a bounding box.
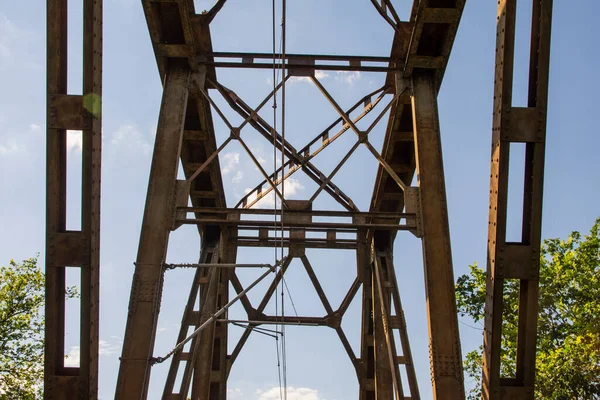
[45,0,102,397]
[359,232,420,400]
[214,224,238,400]
[411,70,465,400]
[373,234,420,399]
[81,0,103,396]
[45,1,68,396]
[116,63,191,400]
[191,224,237,400]
[191,240,221,400]
[482,1,553,398]
[372,263,395,400]
[359,242,376,400]
[162,238,219,399]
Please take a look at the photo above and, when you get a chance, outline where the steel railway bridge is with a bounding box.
[43,0,553,399]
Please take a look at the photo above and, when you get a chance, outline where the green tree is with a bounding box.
[0,256,44,399]
[0,256,77,399]
[456,218,600,400]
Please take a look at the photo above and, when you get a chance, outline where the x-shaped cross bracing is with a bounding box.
[189,73,409,212]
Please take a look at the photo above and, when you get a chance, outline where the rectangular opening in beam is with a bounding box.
[500,278,519,379]
[63,266,81,368]
[66,130,83,231]
[506,143,526,243]
[67,0,83,95]
[511,0,533,107]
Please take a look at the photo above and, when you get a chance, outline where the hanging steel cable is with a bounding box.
[280,1,288,399]
[272,1,284,399]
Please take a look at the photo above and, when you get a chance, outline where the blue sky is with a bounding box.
[1,0,599,399]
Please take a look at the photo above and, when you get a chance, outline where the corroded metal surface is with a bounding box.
[45,0,102,398]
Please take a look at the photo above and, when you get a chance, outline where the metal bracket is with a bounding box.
[48,94,88,131]
[404,187,422,238]
[395,74,412,97]
[230,127,241,140]
[325,312,342,329]
[172,179,191,231]
[47,231,90,267]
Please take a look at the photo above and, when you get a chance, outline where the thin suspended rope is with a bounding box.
[271,1,283,399]
[280,1,288,399]
[282,276,299,319]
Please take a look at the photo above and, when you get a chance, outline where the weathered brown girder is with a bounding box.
[482,1,553,398]
[43,0,553,399]
[45,0,102,398]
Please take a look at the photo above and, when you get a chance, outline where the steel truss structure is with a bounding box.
[43,0,553,399]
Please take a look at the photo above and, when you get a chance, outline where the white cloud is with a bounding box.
[0,140,18,155]
[67,130,83,152]
[315,71,329,80]
[289,70,330,85]
[64,346,80,367]
[0,13,37,69]
[1,126,81,155]
[282,177,303,197]
[232,170,244,184]
[248,145,267,165]
[335,71,361,85]
[64,339,120,367]
[227,388,243,399]
[98,340,120,356]
[221,151,240,175]
[0,14,18,63]
[244,177,304,209]
[110,123,151,155]
[0,123,44,156]
[258,387,322,400]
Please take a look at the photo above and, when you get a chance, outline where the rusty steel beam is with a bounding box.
[141,0,227,215]
[45,1,69,397]
[482,0,553,398]
[374,243,420,399]
[45,0,102,398]
[370,0,402,32]
[359,234,421,400]
[372,256,399,400]
[233,237,358,250]
[411,70,464,399]
[372,0,466,216]
[180,207,412,220]
[116,64,191,400]
[190,241,221,400]
[195,52,396,72]
[190,225,237,400]
[177,218,416,232]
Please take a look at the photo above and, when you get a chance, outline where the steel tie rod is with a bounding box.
[150,259,284,365]
[163,262,273,270]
